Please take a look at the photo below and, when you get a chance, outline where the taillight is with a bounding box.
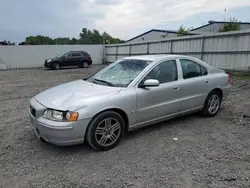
[88,55,92,59]
[227,73,231,83]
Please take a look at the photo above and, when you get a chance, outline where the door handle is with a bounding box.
[173,86,179,90]
[205,80,210,84]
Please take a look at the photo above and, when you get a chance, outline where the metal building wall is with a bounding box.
[105,30,250,71]
[0,45,103,69]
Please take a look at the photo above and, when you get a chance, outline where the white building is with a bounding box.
[126,29,197,44]
[191,21,250,33]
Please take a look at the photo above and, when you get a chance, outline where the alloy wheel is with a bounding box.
[207,94,220,114]
[83,62,88,68]
[94,118,121,147]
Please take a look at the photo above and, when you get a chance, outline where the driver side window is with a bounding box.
[142,60,178,84]
[63,52,69,58]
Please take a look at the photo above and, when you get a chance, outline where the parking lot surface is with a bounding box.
[0,66,250,188]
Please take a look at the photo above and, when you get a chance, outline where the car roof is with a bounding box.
[122,54,214,69]
[69,51,88,53]
[122,54,189,62]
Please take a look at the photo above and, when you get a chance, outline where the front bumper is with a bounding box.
[44,61,52,68]
[29,98,91,146]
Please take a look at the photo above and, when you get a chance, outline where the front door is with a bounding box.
[61,52,71,66]
[135,60,182,125]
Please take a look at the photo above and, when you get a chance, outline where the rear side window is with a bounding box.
[82,52,90,56]
[180,59,207,79]
[72,52,82,57]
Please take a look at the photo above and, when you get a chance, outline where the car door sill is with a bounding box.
[128,106,203,131]
[128,112,179,131]
[179,106,203,116]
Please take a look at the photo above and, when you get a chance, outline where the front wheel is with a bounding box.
[86,111,125,150]
[202,90,222,117]
[52,62,60,70]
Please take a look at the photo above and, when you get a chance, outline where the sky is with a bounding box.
[1,0,250,43]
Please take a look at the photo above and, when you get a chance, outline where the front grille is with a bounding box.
[30,106,36,117]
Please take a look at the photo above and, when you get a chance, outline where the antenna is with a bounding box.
[224,8,227,21]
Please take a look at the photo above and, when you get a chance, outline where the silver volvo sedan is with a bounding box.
[29,55,231,150]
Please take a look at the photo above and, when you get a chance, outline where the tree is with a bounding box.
[54,37,71,45]
[219,17,241,32]
[177,26,190,37]
[25,35,54,45]
[79,28,125,44]
[18,28,124,45]
[7,41,15,45]
[0,40,15,45]
[70,38,77,44]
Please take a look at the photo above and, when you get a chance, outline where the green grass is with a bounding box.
[231,74,250,80]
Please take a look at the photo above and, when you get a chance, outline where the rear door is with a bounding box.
[135,60,182,124]
[70,52,83,66]
[177,59,211,112]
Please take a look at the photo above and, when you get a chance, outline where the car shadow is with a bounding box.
[39,113,201,155]
[44,66,82,71]
[123,113,200,140]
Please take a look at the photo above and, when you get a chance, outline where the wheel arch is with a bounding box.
[87,108,129,132]
[210,88,223,99]
[81,59,90,65]
[52,61,61,66]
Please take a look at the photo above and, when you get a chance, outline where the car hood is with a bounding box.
[46,57,58,61]
[34,80,121,111]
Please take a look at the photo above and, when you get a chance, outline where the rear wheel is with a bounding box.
[202,90,222,117]
[86,111,125,150]
[52,62,60,70]
[82,61,89,68]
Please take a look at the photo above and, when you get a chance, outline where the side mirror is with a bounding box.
[140,79,160,88]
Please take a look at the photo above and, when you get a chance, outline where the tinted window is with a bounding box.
[180,59,207,79]
[72,52,82,57]
[81,52,89,56]
[67,53,72,57]
[143,60,177,84]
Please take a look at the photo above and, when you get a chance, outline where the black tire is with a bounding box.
[201,90,222,117]
[52,62,60,70]
[81,61,89,68]
[86,111,125,150]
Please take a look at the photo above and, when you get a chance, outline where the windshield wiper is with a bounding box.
[93,78,114,86]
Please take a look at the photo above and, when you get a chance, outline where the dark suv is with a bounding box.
[44,51,92,70]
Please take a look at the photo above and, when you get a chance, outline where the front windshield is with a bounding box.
[87,59,151,87]
[56,52,68,58]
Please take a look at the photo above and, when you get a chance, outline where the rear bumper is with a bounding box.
[222,84,231,101]
[88,59,93,65]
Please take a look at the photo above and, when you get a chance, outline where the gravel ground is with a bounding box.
[0,66,250,188]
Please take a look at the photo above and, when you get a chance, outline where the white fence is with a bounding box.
[0,45,104,69]
[105,30,250,71]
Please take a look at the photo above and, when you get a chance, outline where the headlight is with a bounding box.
[47,59,51,62]
[43,109,79,121]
